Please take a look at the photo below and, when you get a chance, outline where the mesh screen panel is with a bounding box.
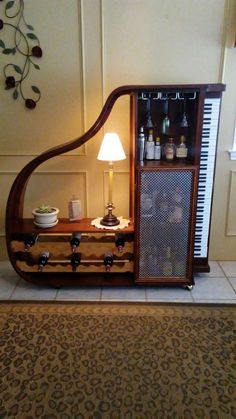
[138,170,193,280]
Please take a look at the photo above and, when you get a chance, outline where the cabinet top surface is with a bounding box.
[10,218,135,234]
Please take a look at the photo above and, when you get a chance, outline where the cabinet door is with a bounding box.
[135,168,197,285]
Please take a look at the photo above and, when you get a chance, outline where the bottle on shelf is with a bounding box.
[70,252,81,272]
[154,137,161,160]
[137,126,146,163]
[173,245,186,276]
[159,191,169,213]
[24,233,38,251]
[38,251,49,272]
[145,129,155,160]
[104,251,113,272]
[152,246,161,276]
[70,233,81,253]
[162,246,173,276]
[158,190,169,227]
[176,135,188,159]
[163,137,175,161]
[168,186,183,224]
[115,233,125,252]
[161,100,170,135]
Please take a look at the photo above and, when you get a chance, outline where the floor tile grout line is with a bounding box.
[217,260,236,278]
[9,277,21,300]
[225,276,236,294]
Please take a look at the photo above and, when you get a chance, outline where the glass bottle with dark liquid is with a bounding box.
[71,252,81,272]
[24,233,38,251]
[115,234,125,252]
[38,251,49,272]
[104,251,113,272]
[70,233,81,253]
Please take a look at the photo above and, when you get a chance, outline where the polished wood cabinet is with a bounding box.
[5,84,225,287]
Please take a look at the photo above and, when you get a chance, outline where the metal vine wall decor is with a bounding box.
[0,0,42,109]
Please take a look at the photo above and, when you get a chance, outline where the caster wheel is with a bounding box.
[184,284,193,291]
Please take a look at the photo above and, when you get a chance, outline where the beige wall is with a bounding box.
[0,0,235,260]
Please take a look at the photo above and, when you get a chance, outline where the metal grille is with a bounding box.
[138,170,193,279]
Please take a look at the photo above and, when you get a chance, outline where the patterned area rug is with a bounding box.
[0,302,235,419]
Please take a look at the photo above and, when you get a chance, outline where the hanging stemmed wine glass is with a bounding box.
[146,95,154,129]
[180,96,189,128]
[161,96,170,135]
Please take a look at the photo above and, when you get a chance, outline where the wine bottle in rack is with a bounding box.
[71,252,81,272]
[24,233,38,251]
[115,234,125,252]
[104,251,114,272]
[38,251,49,272]
[70,233,81,253]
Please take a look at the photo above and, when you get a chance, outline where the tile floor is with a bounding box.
[0,260,236,303]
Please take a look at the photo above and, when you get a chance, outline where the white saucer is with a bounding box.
[33,219,59,228]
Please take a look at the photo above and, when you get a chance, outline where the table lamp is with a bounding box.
[97,132,126,226]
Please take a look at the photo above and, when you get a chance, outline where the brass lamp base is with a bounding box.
[100,203,120,227]
[100,213,120,227]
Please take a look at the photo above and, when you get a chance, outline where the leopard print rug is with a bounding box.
[0,303,235,418]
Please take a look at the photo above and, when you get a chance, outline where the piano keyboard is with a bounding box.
[194,98,221,258]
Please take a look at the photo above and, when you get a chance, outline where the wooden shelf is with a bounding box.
[137,160,196,170]
[11,218,134,234]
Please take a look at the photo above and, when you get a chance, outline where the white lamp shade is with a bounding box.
[97,133,126,162]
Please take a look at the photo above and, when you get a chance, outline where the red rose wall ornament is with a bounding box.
[0,0,42,109]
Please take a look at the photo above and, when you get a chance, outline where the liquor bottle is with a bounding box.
[71,252,81,272]
[161,100,170,135]
[137,126,146,162]
[168,187,183,224]
[176,135,188,159]
[162,246,173,276]
[152,246,161,276]
[158,190,169,226]
[159,191,169,213]
[24,233,38,251]
[173,245,186,276]
[70,233,81,253]
[145,130,155,160]
[115,234,125,252]
[164,138,175,161]
[154,137,161,160]
[104,251,113,272]
[38,251,49,272]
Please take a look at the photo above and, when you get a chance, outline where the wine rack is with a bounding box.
[5,84,225,287]
[8,220,134,286]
